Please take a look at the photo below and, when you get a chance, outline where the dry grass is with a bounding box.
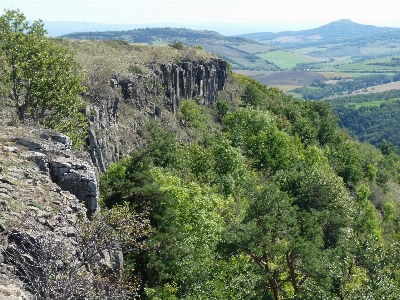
[55,39,218,79]
[318,71,353,79]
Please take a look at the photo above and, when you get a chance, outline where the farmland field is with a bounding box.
[199,44,248,58]
[273,85,304,92]
[317,71,353,79]
[351,99,400,108]
[292,47,328,55]
[347,81,400,95]
[256,50,322,69]
[310,46,361,58]
[231,43,273,53]
[233,70,273,77]
[360,42,400,55]
[335,61,400,72]
[255,70,326,86]
[232,57,278,70]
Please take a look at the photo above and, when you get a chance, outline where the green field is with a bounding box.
[231,43,273,54]
[335,61,400,72]
[256,50,320,69]
[233,57,277,70]
[292,47,328,55]
[360,42,400,55]
[351,100,387,108]
[347,98,400,108]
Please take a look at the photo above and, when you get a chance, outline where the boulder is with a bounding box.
[14,129,99,214]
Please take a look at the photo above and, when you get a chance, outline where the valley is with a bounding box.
[2,11,400,299]
[62,19,400,151]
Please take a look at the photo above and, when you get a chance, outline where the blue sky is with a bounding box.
[1,0,400,34]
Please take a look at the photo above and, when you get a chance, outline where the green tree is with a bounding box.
[380,139,398,156]
[179,99,208,128]
[0,9,87,146]
[216,99,230,120]
[223,108,302,173]
[241,85,262,107]
[144,168,231,298]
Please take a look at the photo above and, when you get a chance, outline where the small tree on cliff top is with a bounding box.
[0,9,87,147]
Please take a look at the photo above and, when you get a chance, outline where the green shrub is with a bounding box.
[128,65,144,74]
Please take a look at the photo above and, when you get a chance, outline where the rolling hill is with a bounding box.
[239,19,400,46]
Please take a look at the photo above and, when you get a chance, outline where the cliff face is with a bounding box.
[119,58,227,111]
[0,53,227,298]
[86,58,227,172]
[0,114,102,299]
[151,58,227,112]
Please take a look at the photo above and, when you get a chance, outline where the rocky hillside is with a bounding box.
[65,39,228,172]
[0,109,99,299]
[0,40,228,298]
[3,37,400,299]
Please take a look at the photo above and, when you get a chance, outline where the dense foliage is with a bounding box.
[324,90,400,151]
[101,74,400,299]
[0,9,87,147]
[2,9,400,299]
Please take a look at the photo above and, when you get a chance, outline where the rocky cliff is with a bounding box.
[0,112,113,299]
[0,56,227,298]
[86,58,227,172]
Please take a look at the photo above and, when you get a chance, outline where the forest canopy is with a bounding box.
[101,74,400,299]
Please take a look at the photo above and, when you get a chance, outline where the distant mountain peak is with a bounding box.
[323,19,363,28]
[332,19,357,24]
[239,19,399,45]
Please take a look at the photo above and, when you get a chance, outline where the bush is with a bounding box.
[0,9,87,148]
[128,65,144,74]
[168,40,183,50]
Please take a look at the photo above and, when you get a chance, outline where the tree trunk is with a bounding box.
[248,250,281,300]
[286,251,299,295]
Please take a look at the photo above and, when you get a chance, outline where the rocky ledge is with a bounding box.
[0,116,109,299]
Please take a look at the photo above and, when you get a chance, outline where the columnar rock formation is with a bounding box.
[86,58,228,172]
[155,58,227,113]
[119,58,227,112]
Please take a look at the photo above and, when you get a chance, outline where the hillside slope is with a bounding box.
[2,37,400,299]
[240,19,399,44]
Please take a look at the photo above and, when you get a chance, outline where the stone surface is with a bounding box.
[0,279,31,300]
[0,123,121,298]
[86,58,227,172]
[13,129,99,214]
[49,157,98,213]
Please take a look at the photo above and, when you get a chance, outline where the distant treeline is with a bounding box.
[63,27,249,44]
[267,27,400,50]
[325,89,400,106]
[292,73,400,100]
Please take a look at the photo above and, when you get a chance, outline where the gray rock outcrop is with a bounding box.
[86,58,227,172]
[0,121,122,298]
[14,129,99,214]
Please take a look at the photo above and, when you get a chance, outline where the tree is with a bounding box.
[178,99,208,128]
[0,9,87,146]
[241,85,262,107]
[380,139,397,156]
[223,108,302,173]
